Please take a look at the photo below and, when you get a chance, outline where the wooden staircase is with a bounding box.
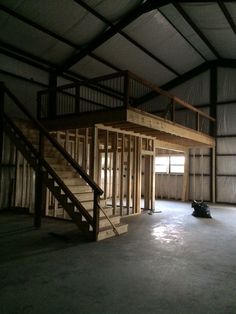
[1,84,128,241]
[8,120,128,241]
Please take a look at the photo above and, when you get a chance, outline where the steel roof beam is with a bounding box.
[158,9,208,62]
[173,3,221,59]
[0,4,120,73]
[57,0,170,74]
[217,1,236,36]
[0,40,87,82]
[74,0,180,76]
[134,61,211,106]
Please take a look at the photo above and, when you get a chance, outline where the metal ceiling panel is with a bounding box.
[0,0,107,47]
[94,34,176,86]
[0,11,74,63]
[0,54,48,84]
[86,0,142,23]
[159,4,216,61]
[217,68,236,102]
[141,70,210,113]
[70,56,113,78]
[0,73,43,117]
[124,10,204,74]
[181,2,236,59]
[170,70,210,105]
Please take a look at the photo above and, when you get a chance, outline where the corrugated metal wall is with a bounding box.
[216,68,236,203]
[0,134,16,209]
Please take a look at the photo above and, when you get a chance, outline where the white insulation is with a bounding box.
[216,67,236,203]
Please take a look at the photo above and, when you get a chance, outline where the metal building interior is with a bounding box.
[0,1,236,313]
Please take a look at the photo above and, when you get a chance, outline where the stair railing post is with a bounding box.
[34,131,44,228]
[0,82,4,182]
[93,192,100,241]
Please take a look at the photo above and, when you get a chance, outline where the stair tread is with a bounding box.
[97,223,128,241]
[99,215,120,221]
[99,222,128,232]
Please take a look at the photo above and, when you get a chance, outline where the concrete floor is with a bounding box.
[0,200,236,314]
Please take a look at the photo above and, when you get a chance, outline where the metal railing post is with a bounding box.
[124,71,130,108]
[196,112,200,131]
[0,82,4,182]
[36,92,41,120]
[75,85,80,114]
[170,99,175,122]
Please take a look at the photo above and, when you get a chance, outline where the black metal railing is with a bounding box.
[37,71,215,136]
[0,82,103,240]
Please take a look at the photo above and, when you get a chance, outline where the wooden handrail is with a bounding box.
[3,113,94,225]
[127,71,216,122]
[98,203,119,236]
[3,85,103,196]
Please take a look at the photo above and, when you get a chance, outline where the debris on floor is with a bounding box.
[191,201,212,218]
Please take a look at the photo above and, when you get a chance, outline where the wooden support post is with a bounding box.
[0,82,4,181]
[65,130,69,152]
[75,129,79,163]
[90,126,98,182]
[144,155,150,210]
[34,132,44,228]
[104,130,108,199]
[127,135,132,214]
[132,137,137,213]
[120,134,124,215]
[151,153,155,210]
[182,149,189,201]
[136,137,142,214]
[112,133,118,214]
[83,128,89,172]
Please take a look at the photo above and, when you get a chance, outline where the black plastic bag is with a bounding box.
[191,200,212,218]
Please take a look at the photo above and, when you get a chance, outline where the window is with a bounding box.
[155,155,185,174]
[155,156,169,173]
[170,156,185,173]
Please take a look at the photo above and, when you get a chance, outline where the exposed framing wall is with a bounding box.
[44,126,155,218]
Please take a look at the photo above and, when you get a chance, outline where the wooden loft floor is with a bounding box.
[104,107,215,148]
[39,71,215,149]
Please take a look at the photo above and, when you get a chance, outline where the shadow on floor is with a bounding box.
[0,212,90,265]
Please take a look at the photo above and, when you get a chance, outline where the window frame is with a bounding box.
[155,154,185,174]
